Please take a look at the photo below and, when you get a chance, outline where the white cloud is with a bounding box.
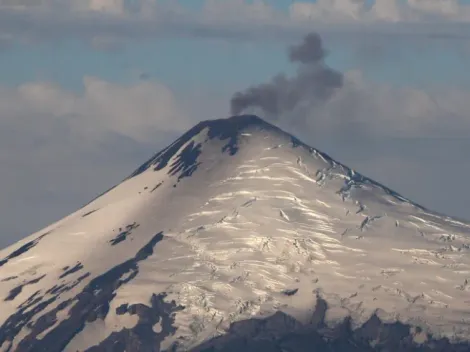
[1,0,470,48]
[407,0,461,17]
[0,76,189,144]
[201,0,277,22]
[363,0,406,22]
[78,0,470,23]
[1,0,469,22]
[88,0,125,14]
[5,71,468,151]
[289,0,470,23]
[289,0,368,22]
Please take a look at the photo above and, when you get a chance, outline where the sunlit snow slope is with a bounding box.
[1,115,470,352]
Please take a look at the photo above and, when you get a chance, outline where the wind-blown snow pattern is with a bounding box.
[1,115,470,351]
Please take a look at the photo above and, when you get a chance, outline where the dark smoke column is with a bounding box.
[230,33,343,120]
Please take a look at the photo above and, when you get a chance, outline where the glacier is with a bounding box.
[0,115,470,351]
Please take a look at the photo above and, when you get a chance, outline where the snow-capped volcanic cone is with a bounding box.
[1,115,470,352]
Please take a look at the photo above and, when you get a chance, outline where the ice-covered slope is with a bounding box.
[1,115,470,351]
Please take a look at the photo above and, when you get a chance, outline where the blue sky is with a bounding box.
[1,0,470,248]
[0,39,291,93]
[1,31,469,92]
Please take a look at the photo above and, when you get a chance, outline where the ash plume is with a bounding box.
[230,33,343,120]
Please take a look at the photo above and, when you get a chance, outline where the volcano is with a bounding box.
[1,115,470,352]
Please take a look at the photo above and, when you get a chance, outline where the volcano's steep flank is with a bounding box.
[1,115,470,351]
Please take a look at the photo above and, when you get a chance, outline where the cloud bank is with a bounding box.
[1,0,470,48]
[4,0,469,22]
[289,0,470,23]
[0,77,188,144]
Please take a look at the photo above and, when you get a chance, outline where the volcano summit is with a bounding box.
[1,115,470,351]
